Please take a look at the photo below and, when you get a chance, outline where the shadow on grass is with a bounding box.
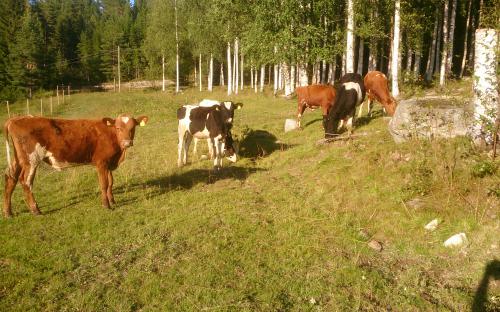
[472,260,500,312]
[238,129,293,159]
[304,118,323,128]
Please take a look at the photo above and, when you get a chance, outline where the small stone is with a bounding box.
[358,229,370,240]
[284,119,298,132]
[406,198,425,210]
[444,233,467,248]
[424,219,439,231]
[368,240,383,252]
[309,297,317,305]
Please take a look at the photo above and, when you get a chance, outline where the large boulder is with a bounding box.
[388,96,472,143]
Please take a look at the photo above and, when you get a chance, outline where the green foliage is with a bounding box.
[471,160,497,178]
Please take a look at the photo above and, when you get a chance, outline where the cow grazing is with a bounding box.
[295,84,336,129]
[3,114,148,217]
[324,73,365,138]
[177,100,242,169]
[359,71,397,117]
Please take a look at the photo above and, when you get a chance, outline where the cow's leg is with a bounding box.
[207,139,214,159]
[346,116,354,136]
[177,129,186,167]
[4,161,21,218]
[96,165,110,209]
[297,103,306,128]
[20,163,41,215]
[212,138,222,169]
[192,138,198,158]
[367,96,373,117]
[357,102,365,118]
[107,171,115,205]
[183,134,192,166]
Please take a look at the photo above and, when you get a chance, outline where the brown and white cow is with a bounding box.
[359,71,397,117]
[296,84,336,129]
[3,114,148,217]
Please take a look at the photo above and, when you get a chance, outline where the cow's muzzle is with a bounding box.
[122,140,133,148]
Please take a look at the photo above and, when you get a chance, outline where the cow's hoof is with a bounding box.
[3,212,13,219]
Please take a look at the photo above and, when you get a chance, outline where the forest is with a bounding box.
[0,0,498,100]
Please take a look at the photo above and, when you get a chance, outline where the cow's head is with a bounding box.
[224,132,238,163]
[385,98,397,116]
[103,114,149,149]
[219,101,243,125]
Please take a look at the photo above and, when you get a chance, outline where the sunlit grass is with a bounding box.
[0,83,498,310]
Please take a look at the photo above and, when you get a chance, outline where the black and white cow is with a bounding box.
[324,73,365,138]
[177,100,242,169]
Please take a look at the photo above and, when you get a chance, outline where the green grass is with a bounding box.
[0,83,499,311]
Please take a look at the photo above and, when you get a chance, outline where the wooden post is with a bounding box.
[6,101,10,118]
[118,46,121,93]
[40,98,43,116]
[26,99,29,115]
[50,96,53,115]
[62,88,65,103]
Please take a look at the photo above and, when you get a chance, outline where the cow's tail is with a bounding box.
[4,120,13,175]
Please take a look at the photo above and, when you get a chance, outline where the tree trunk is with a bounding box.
[357,38,364,75]
[290,64,296,92]
[162,54,165,92]
[434,11,442,78]
[472,29,498,145]
[260,65,265,92]
[345,0,355,73]
[255,68,258,93]
[391,0,401,97]
[298,63,308,86]
[283,63,292,96]
[342,52,346,76]
[426,9,439,81]
[220,63,225,86]
[460,0,473,77]
[273,47,278,95]
[241,53,244,90]
[174,0,179,93]
[414,52,421,79]
[194,61,197,87]
[227,42,232,95]
[446,0,457,75]
[328,62,335,83]
[199,54,202,91]
[250,65,254,88]
[208,54,213,92]
[234,38,239,94]
[439,0,450,86]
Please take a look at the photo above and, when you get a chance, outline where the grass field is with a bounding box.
[0,82,498,311]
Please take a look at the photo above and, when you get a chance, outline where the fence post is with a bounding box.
[50,96,53,116]
[62,88,65,103]
[40,98,43,116]
[57,85,60,106]
[6,100,10,118]
[26,99,29,115]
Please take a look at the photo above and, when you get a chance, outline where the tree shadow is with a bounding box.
[238,129,292,159]
[472,260,500,312]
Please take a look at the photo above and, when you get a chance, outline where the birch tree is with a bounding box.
[345,0,355,73]
[391,0,401,97]
[439,0,450,86]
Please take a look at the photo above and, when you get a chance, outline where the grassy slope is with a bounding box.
[0,82,498,311]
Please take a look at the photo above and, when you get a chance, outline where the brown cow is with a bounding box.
[359,71,397,117]
[296,84,336,129]
[3,114,148,217]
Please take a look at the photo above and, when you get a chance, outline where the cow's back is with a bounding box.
[7,117,118,164]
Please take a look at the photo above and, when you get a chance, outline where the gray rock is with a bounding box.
[284,119,298,132]
[388,97,472,143]
[368,240,383,252]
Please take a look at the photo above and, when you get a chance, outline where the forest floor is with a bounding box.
[0,80,498,311]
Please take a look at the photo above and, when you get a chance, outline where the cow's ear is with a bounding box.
[235,103,243,110]
[102,118,115,126]
[135,116,148,127]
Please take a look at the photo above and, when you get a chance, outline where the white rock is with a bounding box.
[444,233,468,248]
[284,119,298,132]
[200,155,208,160]
[424,219,439,231]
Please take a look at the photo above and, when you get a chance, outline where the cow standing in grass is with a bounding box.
[296,85,336,129]
[324,73,365,138]
[359,71,397,117]
[177,100,242,169]
[3,114,148,218]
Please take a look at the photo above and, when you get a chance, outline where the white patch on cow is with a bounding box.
[226,154,237,163]
[199,99,220,107]
[343,82,363,105]
[46,151,69,171]
[26,143,47,189]
[121,116,130,124]
[193,127,211,139]
[227,117,232,123]
[223,101,232,110]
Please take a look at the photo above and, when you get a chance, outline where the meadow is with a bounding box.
[0,82,498,311]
